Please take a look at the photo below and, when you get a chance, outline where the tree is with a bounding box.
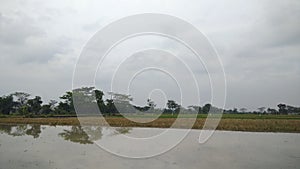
[105,99,118,116]
[60,91,73,106]
[239,108,247,113]
[40,104,52,115]
[49,100,57,110]
[109,92,133,114]
[188,105,201,114]
[278,103,287,114]
[202,103,212,114]
[267,108,278,114]
[147,98,156,110]
[57,91,74,114]
[138,98,156,113]
[257,107,266,114]
[94,89,106,114]
[167,100,180,115]
[13,92,30,106]
[0,95,14,115]
[286,105,300,114]
[18,106,29,116]
[27,96,43,114]
[11,92,30,116]
[95,90,104,104]
[72,87,99,115]
[108,92,133,103]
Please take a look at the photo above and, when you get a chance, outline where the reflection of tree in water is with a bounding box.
[58,126,102,144]
[58,126,132,144]
[84,126,103,141]
[0,125,132,144]
[114,127,132,134]
[0,125,12,134]
[25,125,41,138]
[0,124,41,138]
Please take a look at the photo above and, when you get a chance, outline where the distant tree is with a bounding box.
[167,100,180,115]
[225,108,238,114]
[0,95,14,115]
[60,91,73,106]
[94,89,106,114]
[278,103,287,114]
[40,105,52,115]
[13,92,30,107]
[147,98,156,110]
[267,108,278,114]
[108,92,133,114]
[295,107,300,115]
[286,105,300,114]
[239,108,247,113]
[10,92,31,116]
[188,105,201,114]
[132,98,155,113]
[18,105,30,116]
[108,92,133,103]
[105,99,118,116]
[49,100,58,110]
[27,96,43,114]
[202,103,212,114]
[57,91,74,114]
[257,107,266,114]
[94,90,104,103]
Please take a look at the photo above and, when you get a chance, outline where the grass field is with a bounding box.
[116,114,300,119]
[0,114,299,133]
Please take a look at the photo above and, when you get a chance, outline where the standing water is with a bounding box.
[0,124,299,169]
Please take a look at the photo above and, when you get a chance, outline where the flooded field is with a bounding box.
[0,124,299,169]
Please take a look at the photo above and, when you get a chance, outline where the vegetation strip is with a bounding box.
[0,117,299,133]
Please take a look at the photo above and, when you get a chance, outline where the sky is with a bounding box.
[0,0,299,110]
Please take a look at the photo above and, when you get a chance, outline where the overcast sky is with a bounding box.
[0,0,299,110]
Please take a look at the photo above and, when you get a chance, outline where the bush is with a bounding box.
[24,113,34,118]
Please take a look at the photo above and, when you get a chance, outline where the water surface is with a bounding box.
[0,124,299,169]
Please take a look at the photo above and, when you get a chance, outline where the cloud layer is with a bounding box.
[0,0,299,110]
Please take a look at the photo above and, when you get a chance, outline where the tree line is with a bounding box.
[0,87,299,117]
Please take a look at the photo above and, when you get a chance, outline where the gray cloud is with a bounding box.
[0,12,44,45]
[0,12,72,64]
[0,0,299,110]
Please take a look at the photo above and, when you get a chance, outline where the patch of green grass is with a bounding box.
[220,114,300,120]
[109,113,300,120]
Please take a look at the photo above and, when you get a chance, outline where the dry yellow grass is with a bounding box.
[0,117,299,133]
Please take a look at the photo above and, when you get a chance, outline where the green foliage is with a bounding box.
[27,96,43,114]
[0,88,300,117]
[56,91,75,114]
[0,95,14,115]
[13,92,30,106]
[278,103,288,114]
[202,103,211,114]
[40,105,52,114]
[17,105,29,116]
[166,100,180,115]
[105,99,118,115]
[94,89,106,114]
